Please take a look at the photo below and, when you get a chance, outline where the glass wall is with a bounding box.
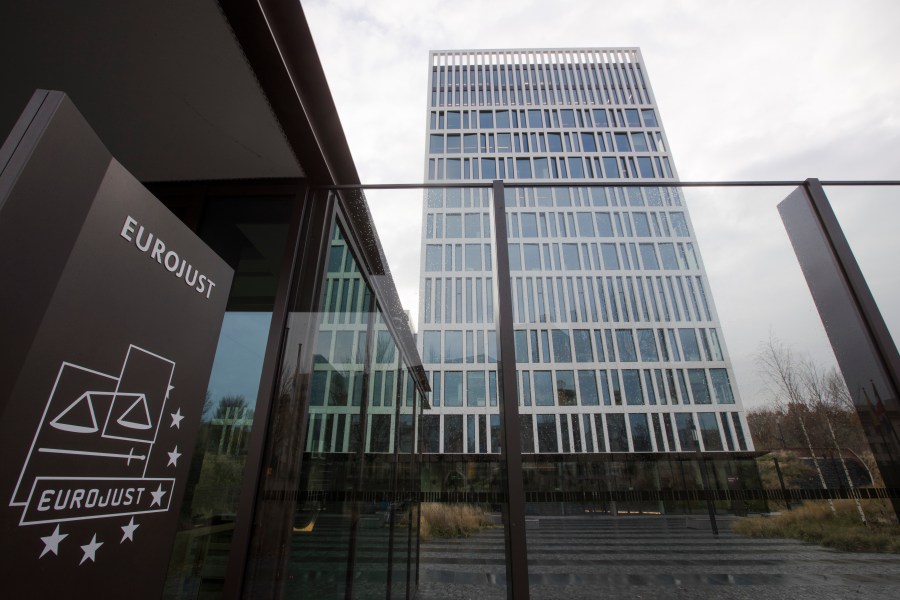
[158,194,292,599]
[241,192,428,600]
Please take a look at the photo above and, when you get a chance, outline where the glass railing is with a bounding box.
[277,180,900,600]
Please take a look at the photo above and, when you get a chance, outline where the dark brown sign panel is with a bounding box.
[0,91,233,597]
[779,181,900,516]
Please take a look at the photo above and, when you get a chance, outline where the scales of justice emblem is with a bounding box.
[9,345,188,565]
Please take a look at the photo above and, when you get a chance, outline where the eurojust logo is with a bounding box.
[10,345,188,565]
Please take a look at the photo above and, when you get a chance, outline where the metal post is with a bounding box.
[692,430,718,536]
[491,180,530,599]
[779,179,900,520]
[772,456,791,510]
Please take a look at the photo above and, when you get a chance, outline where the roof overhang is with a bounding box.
[0,1,308,182]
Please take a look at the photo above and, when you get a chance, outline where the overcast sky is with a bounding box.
[303,0,900,408]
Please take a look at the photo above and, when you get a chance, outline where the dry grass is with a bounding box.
[733,499,900,553]
[419,503,493,541]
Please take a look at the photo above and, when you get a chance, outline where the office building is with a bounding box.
[418,48,754,455]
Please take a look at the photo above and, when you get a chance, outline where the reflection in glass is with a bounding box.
[164,194,289,599]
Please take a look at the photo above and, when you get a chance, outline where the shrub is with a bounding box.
[733,499,900,553]
[419,503,492,541]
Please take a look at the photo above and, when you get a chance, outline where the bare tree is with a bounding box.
[755,336,869,521]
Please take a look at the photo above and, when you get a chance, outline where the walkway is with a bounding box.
[417,515,900,599]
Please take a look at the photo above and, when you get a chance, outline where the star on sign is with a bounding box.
[79,534,103,565]
[150,483,167,507]
[121,517,139,543]
[170,407,184,429]
[40,524,67,558]
[166,384,175,400]
[167,446,181,467]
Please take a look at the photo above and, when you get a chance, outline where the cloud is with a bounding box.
[304,0,900,409]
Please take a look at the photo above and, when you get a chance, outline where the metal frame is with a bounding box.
[491,180,530,599]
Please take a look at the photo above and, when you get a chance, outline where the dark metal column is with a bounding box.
[345,293,377,600]
[491,180,530,599]
[779,178,900,519]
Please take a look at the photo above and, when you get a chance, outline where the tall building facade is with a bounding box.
[417,48,753,455]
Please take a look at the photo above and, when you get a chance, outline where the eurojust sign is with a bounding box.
[0,91,233,597]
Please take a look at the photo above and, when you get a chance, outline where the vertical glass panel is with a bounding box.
[446,158,461,179]
[616,329,637,362]
[523,244,541,270]
[520,415,535,453]
[444,371,463,406]
[636,328,658,361]
[425,245,442,271]
[467,371,486,407]
[596,212,614,236]
[731,413,748,451]
[602,157,620,178]
[622,369,644,405]
[629,413,652,451]
[158,188,296,594]
[698,412,723,451]
[487,414,499,453]
[444,330,463,363]
[537,415,559,452]
[669,212,689,236]
[516,158,532,179]
[659,243,678,269]
[562,243,581,269]
[625,108,641,127]
[533,371,554,406]
[601,243,619,269]
[551,329,572,362]
[481,158,497,179]
[465,244,482,270]
[639,243,659,269]
[423,330,441,363]
[577,370,599,405]
[710,368,735,404]
[560,416,571,452]
[489,370,497,406]
[679,328,701,361]
[688,368,712,404]
[514,330,527,362]
[556,370,577,406]
[423,415,440,453]
[464,212,481,237]
[675,412,696,450]
[270,216,376,599]
[573,329,593,362]
[444,415,464,452]
[446,213,462,237]
[594,414,606,451]
[606,413,629,451]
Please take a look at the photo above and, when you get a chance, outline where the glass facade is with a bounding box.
[156,191,292,598]
[419,49,753,456]
[240,191,428,600]
[149,186,428,600]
